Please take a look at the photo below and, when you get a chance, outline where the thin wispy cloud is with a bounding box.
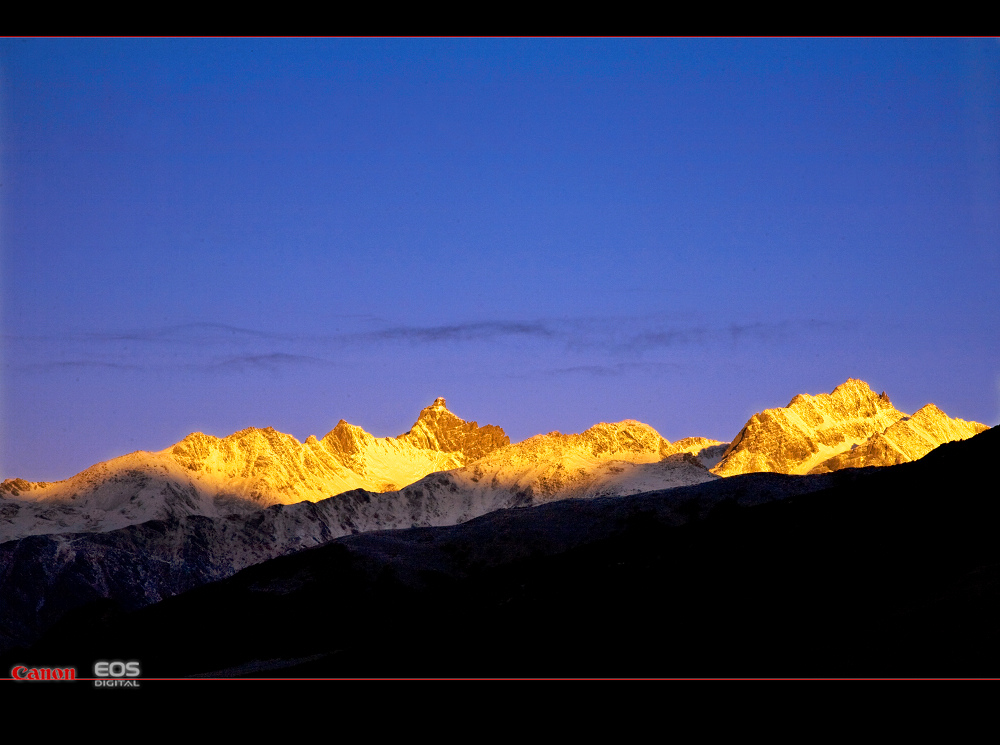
[17,360,148,372]
[210,353,336,372]
[3,317,388,345]
[542,361,684,377]
[83,323,296,343]
[5,316,850,374]
[609,319,846,353]
[726,319,839,344]
[624,328,713,351]
[360,321,555,344]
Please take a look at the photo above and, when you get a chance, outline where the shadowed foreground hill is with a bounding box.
[14,426,1000,678]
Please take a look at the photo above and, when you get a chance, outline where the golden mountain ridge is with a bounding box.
[0,382,989,545]
[712,379,988,477]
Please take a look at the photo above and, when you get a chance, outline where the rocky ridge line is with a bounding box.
[0,399,511,542]
[808,403,988,472]
[713,379,987,476]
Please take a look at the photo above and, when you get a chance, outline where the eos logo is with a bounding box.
[95,661,140,677]
[93,661,141,688]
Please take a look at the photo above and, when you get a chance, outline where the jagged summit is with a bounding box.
[408,418,718,505]
[0,399,511,543]
[808,401,988,473]
[398,398,510,463]
[713,378,987,477]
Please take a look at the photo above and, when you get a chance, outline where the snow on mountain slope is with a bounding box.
[712,379,906,476]
[18,378,974,544]
[413,421,720,506]
[0,400,721,544]
[668,437,729,469]
[397,397,509,461]
[0,398,508,543]
[712,379,987,476]
[808,403,989,473]
[0,451,249,543]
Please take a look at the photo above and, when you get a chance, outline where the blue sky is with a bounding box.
[3,38,998,480]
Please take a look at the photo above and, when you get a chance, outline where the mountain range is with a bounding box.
[0,380,990,667]
[10,420,999,678]
[3,380,983,545]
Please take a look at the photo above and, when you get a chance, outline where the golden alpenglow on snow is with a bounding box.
[0,398,724,544]
[425,421,722,505]
[806,402,988,473]
[0,383,987,545]
[167,396,509,502]
[712,379,989,477]
[0,399,510,542]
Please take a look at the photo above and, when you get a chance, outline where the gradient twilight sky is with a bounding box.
[2,38,998,481]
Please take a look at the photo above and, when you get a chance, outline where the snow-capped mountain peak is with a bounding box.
[713,379,986,476]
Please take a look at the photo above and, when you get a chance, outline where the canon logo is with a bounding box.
[10,665,76,681]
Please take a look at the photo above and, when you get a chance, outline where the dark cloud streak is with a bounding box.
[360,321,554,344]
[542,362,684,377]
[16,360,148,372]
[210,353,336,372]
[6,317,851,374]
